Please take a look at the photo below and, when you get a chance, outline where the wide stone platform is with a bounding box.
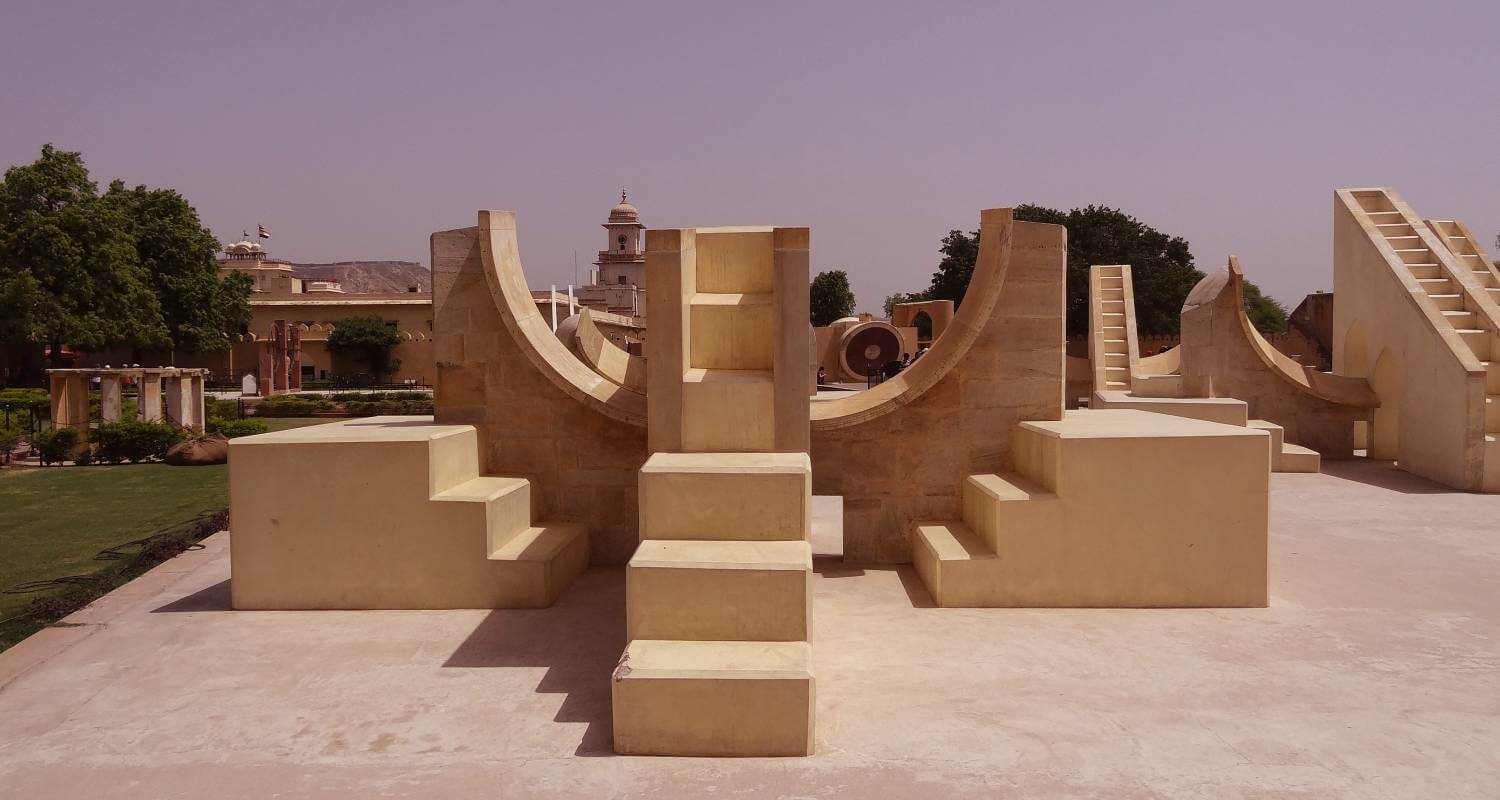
[2,463,1498,797]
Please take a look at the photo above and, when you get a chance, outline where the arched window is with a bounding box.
[618,234,627,251]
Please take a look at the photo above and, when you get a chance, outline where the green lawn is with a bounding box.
[0,463,228,644]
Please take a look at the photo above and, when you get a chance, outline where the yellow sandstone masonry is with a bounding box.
[613,225,816,756]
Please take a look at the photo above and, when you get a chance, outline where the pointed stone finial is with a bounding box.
[621,189,628,204]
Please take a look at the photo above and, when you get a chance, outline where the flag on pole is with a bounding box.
[258,224,271,239]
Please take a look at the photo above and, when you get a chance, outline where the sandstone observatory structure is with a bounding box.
[1177,257,1378,457]
[614,225,815,756]
[227,205,1274,759]
[1334,188,1500,491]
[1086,264,1335,471]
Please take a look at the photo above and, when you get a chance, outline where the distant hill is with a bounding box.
[289,260,431,294]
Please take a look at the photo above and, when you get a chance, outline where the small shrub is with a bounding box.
[254,395,333,415]
[211,418,268,438]
[33,427,80,465]
[74,448,95,466]
[93,420,183,464]
[205,397,240,420]
[387,391,429,401]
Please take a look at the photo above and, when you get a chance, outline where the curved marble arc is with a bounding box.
[477,210,648,425]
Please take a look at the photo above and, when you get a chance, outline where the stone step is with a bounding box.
[639,451,811,541]
[485,523,590,608]
[431,475,532,552]
[1458,329,1492,360]
[1247,420,1284,467]
[611,639,815,756]
[962,473,1061,554]
[1486,395,1500,433]
[1443,310,1479,329]
[1275,444,1321,474]
[627,539,810,642]
[1408,263,1442,280]
[911,520,997,608]
[1430,293,1465,311]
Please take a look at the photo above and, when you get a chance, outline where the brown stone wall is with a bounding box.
[810,219,1067,563]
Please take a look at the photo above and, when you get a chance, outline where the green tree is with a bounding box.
[0,145,168,366]
[882,291,928,317]
[326,315,402,381]
[809,269,856,327]
[926,230,982,308]
[102,182,252,354]
[910,205,1289,337]
[1241,281,1289,335]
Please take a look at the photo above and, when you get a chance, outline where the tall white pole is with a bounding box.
[550,284,558,332]
[568,284,576,316]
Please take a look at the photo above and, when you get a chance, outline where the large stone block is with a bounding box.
[627,539,811,641]
[638,452,810,541]
[611,639,815,757]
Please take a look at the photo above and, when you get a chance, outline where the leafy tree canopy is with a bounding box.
[809,269,856,327]
[104,181,252,352]
[908,204,1287,336]
[0,145,250,366]
[326,315,402,381]
[1241,280,1289,335]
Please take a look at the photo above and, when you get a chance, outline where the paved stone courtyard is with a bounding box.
[0,460,1496,798]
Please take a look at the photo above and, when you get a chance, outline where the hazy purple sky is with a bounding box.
[3,1,1497,312]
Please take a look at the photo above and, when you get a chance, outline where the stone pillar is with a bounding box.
[49,372,91,440]
[99,374,123,422]
[271,320,288,394]
[164,375,186,428]
[258,347,273,397]
[288,327,303,392]
[138,374,164,422]
[189,372,206,432]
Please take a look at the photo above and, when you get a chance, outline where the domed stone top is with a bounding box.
[608,190,640,224]
[226,240,256,253]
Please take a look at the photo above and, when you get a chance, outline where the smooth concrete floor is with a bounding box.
[0,460,1497,798]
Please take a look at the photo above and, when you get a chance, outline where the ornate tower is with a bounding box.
[594,191,646,287]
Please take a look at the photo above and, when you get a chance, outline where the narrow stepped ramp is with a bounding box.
[614,225,815,756]
[1427,219,1500,490]
[1337,189,1499,491]
[229,416,587,609]
[1088,265,1134,393]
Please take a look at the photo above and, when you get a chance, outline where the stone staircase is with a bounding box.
[612,227,815,756]
[1086,265,1321,473]
[229,417,588,610]
[912,410,1270,608]
[1345,190,1500,491]
[1089,264,1134,393]
[1426,219,1500,302]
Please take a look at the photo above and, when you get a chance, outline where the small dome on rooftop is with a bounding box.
[608,190,640,223]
